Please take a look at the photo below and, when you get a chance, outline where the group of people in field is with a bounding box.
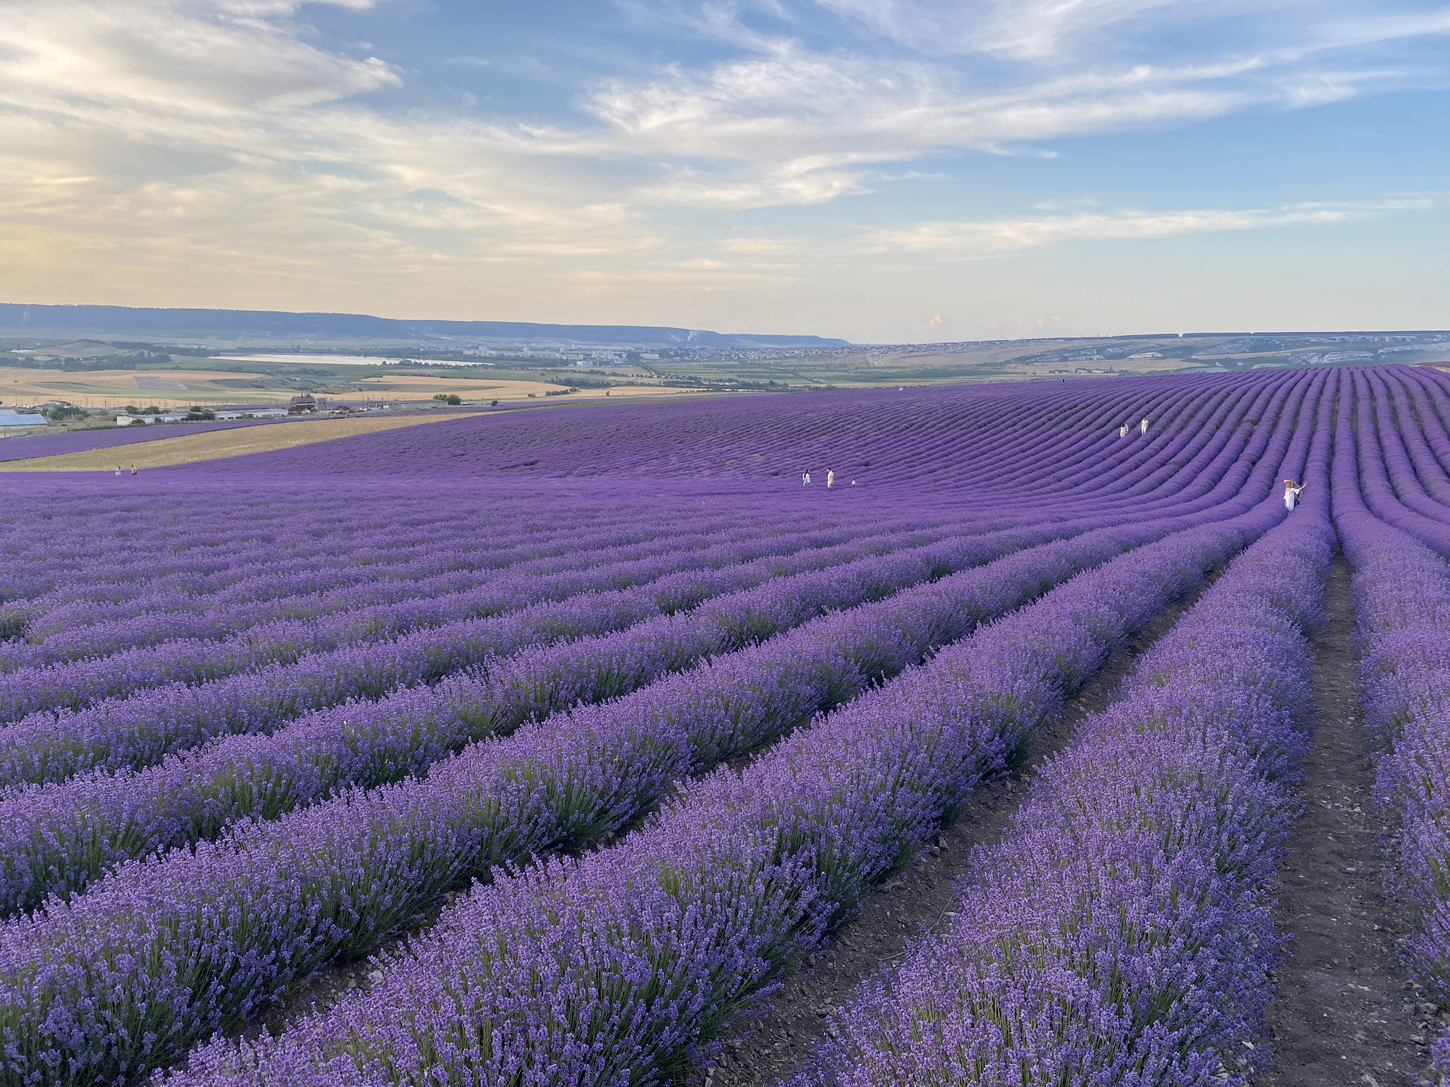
[799,415,1306,510]
[113,466,138,476]
[1120,416,1305,511]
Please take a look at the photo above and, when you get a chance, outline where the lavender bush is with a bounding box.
[158,474,1309,1087]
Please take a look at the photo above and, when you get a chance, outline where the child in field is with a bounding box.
[1283,479,1305,511]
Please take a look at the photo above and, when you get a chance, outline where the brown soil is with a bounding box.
[1256,556,1435,1087]
[692,580,1215,1087]
[0,412,483,471]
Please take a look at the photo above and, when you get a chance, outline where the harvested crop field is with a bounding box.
[3,365,1450,1087]
[0,411,482,470]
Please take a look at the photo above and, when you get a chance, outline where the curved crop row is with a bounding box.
[0,523,1042,791]
[0,371,1316,795]
[3,371,1291,684]
[0,521,1071,913]
[0,377,1320,1087]
[5,506,866,642]
[161,468,1300,1087]
[0,517,850,666]
[790,478,1330,1087]
[0,496,1270,1087]
[0,521,949,717]
[1334,391,1450,1078]
[0,399,1319,915]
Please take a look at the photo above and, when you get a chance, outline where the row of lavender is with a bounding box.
[1330,364,1450,1078]
[0,368,1298,709]
[0,371,1307,791]
[4,507,853,632]
[0,382,1085,605]
[0,369,1318,914]
[160,439,1307,1087]
[791,437,1332,1087]
[0,489,1274,1086]
[0,515,1089,912]
[181,368,1302,485]
[0,374,1319,1083]
[0,518,861,665]
[0,520,955,714]
[8,361,1431,1087]
[765,362,1450,1087]
[0,511,1115,793]
[0,367,1284,616]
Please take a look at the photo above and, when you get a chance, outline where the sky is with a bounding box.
[0,0,1447,343]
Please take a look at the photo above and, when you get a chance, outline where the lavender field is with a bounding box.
[1,366,1448,1085]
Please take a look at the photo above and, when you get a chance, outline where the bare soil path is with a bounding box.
[0,412,483,471]
[694,579,1215,1087]
[1257,555,1433,1087]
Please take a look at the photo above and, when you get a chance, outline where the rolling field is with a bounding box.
[0,365,1448,1085]
[0,412,483,471]
[0,366,304,409]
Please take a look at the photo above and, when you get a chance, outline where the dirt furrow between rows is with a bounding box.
[693,578,1219,1087]
[1257,556,1432,1087]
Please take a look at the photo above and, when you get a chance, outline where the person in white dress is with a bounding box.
[1119,424,1128,438]
[826,469,835,489]
[1283,479,1305,511]
[1140,417,1149,435]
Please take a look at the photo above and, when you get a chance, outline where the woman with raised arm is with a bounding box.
[1283,478,1305,511]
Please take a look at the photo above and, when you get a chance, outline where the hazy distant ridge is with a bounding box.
[0,304,849,349]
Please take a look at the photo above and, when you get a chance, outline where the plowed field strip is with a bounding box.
[1257,557,1431,1087]
[0,414,483,471]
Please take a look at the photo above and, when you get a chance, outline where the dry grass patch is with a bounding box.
[0,413,483,472]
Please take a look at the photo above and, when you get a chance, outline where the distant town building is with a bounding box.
[211,408,288,420]
[0,409,47,429]
[289,394,326,414]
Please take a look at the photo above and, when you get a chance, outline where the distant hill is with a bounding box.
[0,304,849,349]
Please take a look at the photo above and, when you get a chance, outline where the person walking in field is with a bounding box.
[1283,479,1305,511]
[802,470,811,486]
[826,469,835,489]
[1119,423,1128,438]
[1140,417,1149,435]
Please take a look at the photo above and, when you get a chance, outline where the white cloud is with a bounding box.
[862,199,1436,256]
[0,0,1445,332]
[0,0,398,116]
